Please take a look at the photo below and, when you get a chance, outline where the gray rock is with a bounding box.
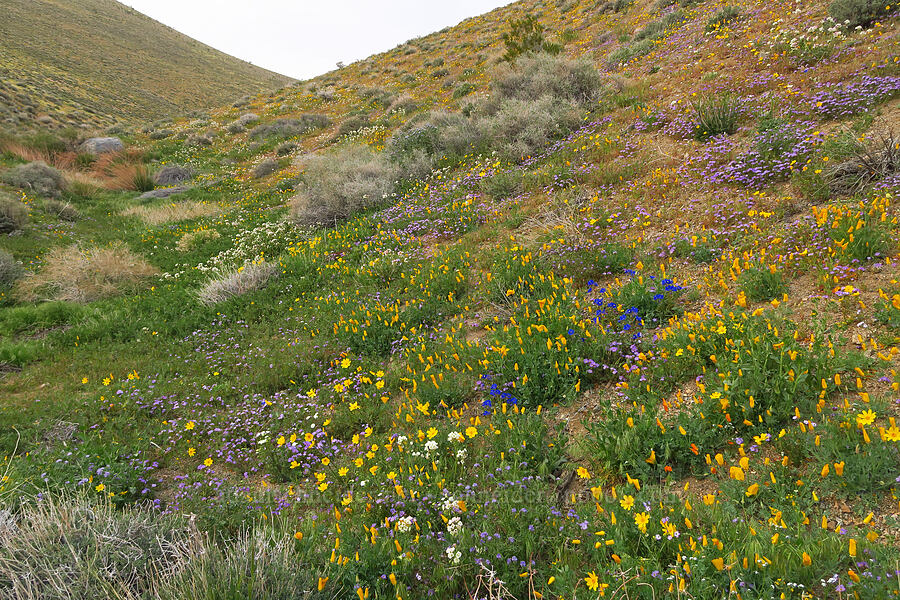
[153,165,193,186]
[79,137,124,155]
[137,185,191,201]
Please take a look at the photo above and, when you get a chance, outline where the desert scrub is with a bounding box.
[0,161,67,197]
[0,196,27,233]
[250,114,331,140]
[829,0,894,27]
[42,199,79,221]
[289,145,397,228]
[0,249,21,288]
[197,260,278,306]
[692,93,741,140]
[16,242,158,302]
[176,228,221,252]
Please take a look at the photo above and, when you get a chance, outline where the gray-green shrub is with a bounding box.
[290,145,398,227]
[0,162,67,197]
[249,114,331,140]
[0,197,27,233]
[0,249,21,288]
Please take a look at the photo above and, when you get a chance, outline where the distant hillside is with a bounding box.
[0,0,293,131]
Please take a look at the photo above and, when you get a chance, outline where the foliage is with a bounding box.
[501,13,562,62]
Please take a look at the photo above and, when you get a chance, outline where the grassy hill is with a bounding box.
[0,0,293,132]
[1,0,900,597]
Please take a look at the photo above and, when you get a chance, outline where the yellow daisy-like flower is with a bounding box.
[584,571,599,591]
[185,421,195,430]
[81,377,88,384]
[884,426,900,442]
[856,409,877,427]
[203,457,213,467]
[188,447,196,457]
[620,494,635,511]
[340,358,351,368]
[95,483,105,492]
[576,466,590,479]
[634,512,650,533]
[465,426,478,438]
[427,427,438,439]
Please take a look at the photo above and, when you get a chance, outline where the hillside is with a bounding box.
[1,0,900,598]
[0,0,293,132]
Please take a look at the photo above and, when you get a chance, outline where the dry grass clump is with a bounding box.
[16,242,158,302]
[198,261,278,305]
[122,201,222,226]
[176,228,221,252]
[106,162,154,191]
[0,494,195,600]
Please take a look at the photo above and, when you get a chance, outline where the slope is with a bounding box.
[0,0,293,131]
[1,0,900,597]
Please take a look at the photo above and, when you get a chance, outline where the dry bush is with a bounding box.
[829,129,900,195]
[16,242,158,302]
[198,261,278,305]
[122,201,222,226]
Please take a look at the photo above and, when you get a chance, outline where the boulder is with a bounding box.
[137,185,191,201]
[79,137,124,155]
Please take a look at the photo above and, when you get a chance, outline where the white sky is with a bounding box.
[120,1,514,80]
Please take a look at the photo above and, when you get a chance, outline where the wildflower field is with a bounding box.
[1,0,900,597]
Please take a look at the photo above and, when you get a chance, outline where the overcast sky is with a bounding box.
[119,1,513,80]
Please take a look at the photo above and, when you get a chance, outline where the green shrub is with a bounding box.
[705,6,741,31]
[480,170,524,199]
[289,145,398,228]
[42,199,79,221]
[0,196,27,233]
[501,13,562,62]
[738,264,787,302]
[829,0,893,28]
[692,93,741,140]
[452,82,477,99]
